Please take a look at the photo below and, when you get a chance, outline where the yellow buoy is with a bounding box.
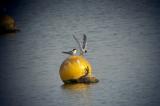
[59,55,92,82]
[0,15,19,34]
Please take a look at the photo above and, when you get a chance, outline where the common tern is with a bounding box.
[62,48,77,55]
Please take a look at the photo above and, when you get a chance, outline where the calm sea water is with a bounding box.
[0,0,160,106]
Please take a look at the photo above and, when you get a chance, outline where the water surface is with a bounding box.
[0,0,160,106]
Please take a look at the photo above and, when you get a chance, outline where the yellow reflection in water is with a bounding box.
[61,83,92,106]
[61,83,90,91]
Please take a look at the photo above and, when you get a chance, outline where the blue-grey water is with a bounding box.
[0,0,160,106]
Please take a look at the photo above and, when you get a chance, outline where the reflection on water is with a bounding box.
[61,84,93,106]
[61,83,90,91]
[0,32,17,37]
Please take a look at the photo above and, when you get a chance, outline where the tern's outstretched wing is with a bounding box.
[82,34,87,49]
[73,35,83,53]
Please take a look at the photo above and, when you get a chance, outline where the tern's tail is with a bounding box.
[62,51,72,55]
